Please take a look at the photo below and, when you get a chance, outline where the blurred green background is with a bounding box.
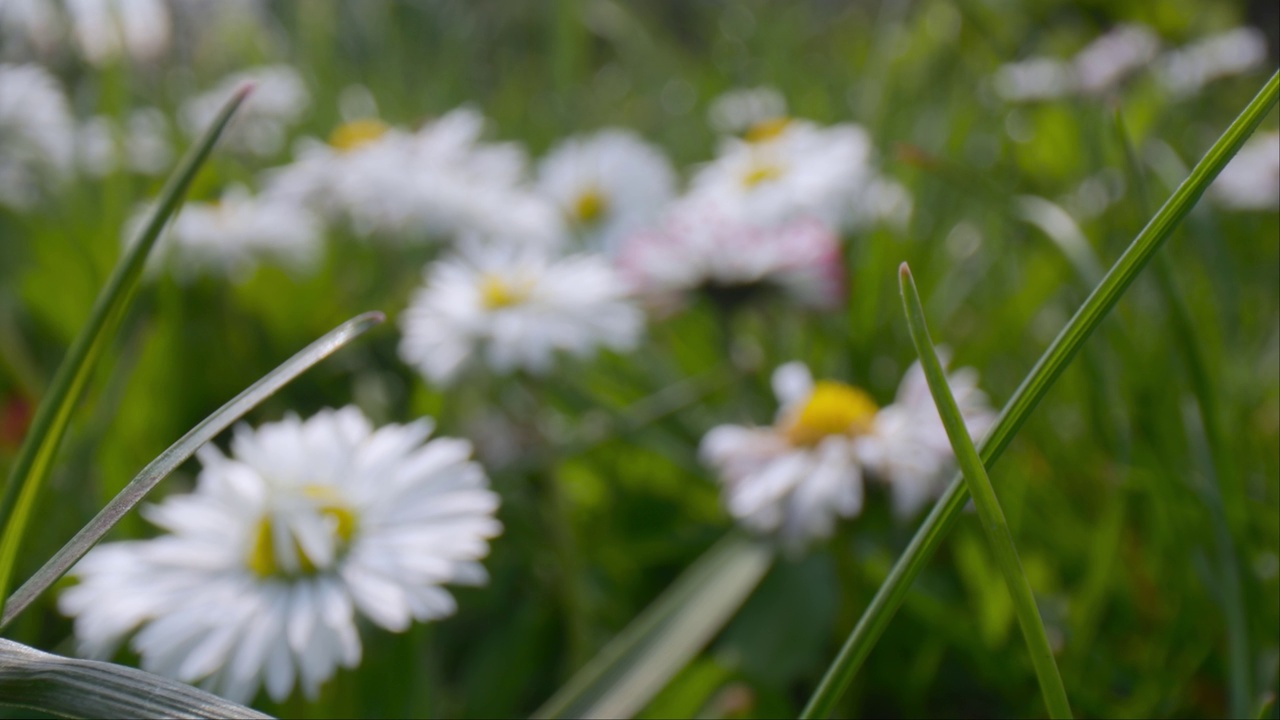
[1,1,1277,717]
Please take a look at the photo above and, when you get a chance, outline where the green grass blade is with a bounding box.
[0,85,254,620]
[898,263,1072,719]
[0,312,384,630]
[533,533,773,720]
[0,637,271,719]
[801,69,1279,720]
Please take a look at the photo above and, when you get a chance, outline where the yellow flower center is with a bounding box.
[327,119,390,152]
[573,188,608,224]
[479,273,533,310]
[783,381,879,446]
[247,485,358,578]
[742,162,784,188]
[744,116,791,143]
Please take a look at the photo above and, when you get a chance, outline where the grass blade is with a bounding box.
[0,312,384,629]
[801,70,1279,719]
[0,637,271,719]
[899,263,1072,718]
[533,533,773,720]
[0,85,254,619]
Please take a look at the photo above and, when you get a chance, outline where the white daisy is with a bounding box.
[126,185,323,280]
[1210,131,1279,211]
[0,63,74,210]
[65,0,170,66]
[0,0,63,57]
[76,108,173,178]
[853,353,996,518]
[181,65,310,158]
[1072,23,1161,95]
[615,199,843,311]
[59,406,502,704]
[536,128,675,253]
[398,241,643,386]
[706,86,788,136]
[700,357,994,547]
[687,118,876,232]
[1156,27,1269,98]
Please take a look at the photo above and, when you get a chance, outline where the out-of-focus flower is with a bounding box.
[0,0,63,57]
[265,108,563,244]
[76,108,173,177]
[700,357,994,548]
[126,185,323,280]
[707,86,788,136]
[399,241,643,385]
[536,129,675,252]
[181,65,310,157]
[1210,131,1279,211]
[1073,23,1160,95]
[1156,27,1269,97]
[60,407,501,704]
[65,0,170,66]
[993,57,1077,102]
[853,353,995,518]
[0,63,74,210]
[615,200,843,311]
[688,118,876,231]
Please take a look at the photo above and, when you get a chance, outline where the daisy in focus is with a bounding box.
[615,200,843,312]
[59,406,502,704]
[398,240,644,386]
[700,357,994,548]
[536,128,675,252]
[125,185,323,280]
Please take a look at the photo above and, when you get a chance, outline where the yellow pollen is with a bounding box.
[479,273,532,310]
[328,119,390,152]
[247,485,358,578]
[744,116,791,143]
[573,188,608,223]
[783,381,879,446]
[742,162,783,188]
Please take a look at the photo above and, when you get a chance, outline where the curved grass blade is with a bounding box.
[0,312,384,630]
[0,85,254,619]
[534,533,773,720]
[801,69,1279,719]
[0,637,271,719]
[899,263,1072,719]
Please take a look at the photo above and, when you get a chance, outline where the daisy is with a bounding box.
[59,406,502,704]
[126,185,323,280]
[1156,27,1269,98]
[65,0,170,66]
[687,118,876,232]
[700,357,994,548]
[615,199,843,311]
[181,65,310,158]
[536,128,676,252]
[0,63,74,210]
[706,86,788,137]
[1210,131,1279,211]
[398,240,643,386]
[76,108,173,178]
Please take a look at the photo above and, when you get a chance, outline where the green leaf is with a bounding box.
[534,533,773,720]
[800,69,1279,719]
[0,84,254,619]
[0,637,271,719]
[898,263,1071,718]
[0,312,384,629]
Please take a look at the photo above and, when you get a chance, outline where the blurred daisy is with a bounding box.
[76,108,173,178]
[0,0,63,57]
[707,86,788,137]
[700,357,994,547]
[1210,131,1279,211]
[60,406,502,704]
[536,128,675,252]
[0,63,74,210]
[399,241,643,385]
[687,119,876,231]
[1072,23,1160,95]
[615,200,843,311]
[65,0,170,66]
[127,185,323,280]
[181,65,310,157]
[1156,27,1269,98]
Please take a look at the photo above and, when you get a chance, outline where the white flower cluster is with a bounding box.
[701,358,995,549]
[993,24,1268,102]
[61,407,502,703]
